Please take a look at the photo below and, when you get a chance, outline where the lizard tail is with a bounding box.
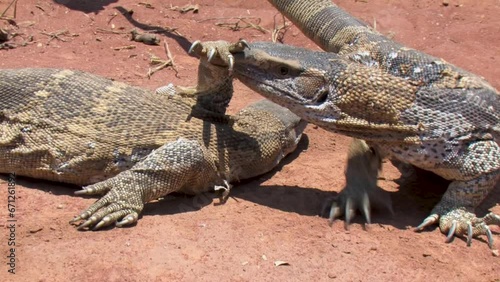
[268,0,373,53]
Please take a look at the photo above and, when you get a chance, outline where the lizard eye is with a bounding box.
[279,66,289,75]
[316,89,329,104]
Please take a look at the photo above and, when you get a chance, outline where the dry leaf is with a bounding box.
[274,260,290,266]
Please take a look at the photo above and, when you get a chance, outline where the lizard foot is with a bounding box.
[188,39,248,72]
[325,191,371,230]
[325,186,393,230]
[416,208,500,249]
[325,139,392,229]
[70,192,142,230]
[70,177,143,230]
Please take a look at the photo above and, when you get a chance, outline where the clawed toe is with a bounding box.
[326,191,372,230]
[116,212,139,228]
[207,47,216,62]
[71,207,139,231]
[327,200,341,227]
[187,39,249,72]
[70,190,143,231]
[420,209,499,249]
[188,40,201,54]
[415,214,439,231]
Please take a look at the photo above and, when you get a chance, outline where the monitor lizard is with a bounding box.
[187,0,499,249]
[0,47,306,230]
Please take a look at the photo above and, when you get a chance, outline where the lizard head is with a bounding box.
[232,99,307,179]
[246,99,308,156]
[232,42,345,126]
[229,99,307,179]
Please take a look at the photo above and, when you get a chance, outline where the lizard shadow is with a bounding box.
[113,6,193,53]
[219,160,500,244]
[377,168,499,245]
[0,174,80,196]
[142,133,313,216]
[53,0,118,14]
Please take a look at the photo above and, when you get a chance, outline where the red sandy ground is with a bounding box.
[0,0,499,281]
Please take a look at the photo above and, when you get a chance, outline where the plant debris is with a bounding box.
[272,14,291,43]
[131,29,160,45]
[40,29,78,45]
[274,260,290,267]
[170,4,199,14]
[0,27,34,49]
[0,28,9,42]
[112,45,136,51]
[138,2,155,9]
[199,17,268,33]
[0,0,17,21]
[148,41,178,78]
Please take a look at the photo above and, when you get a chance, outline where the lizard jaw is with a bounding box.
[237,71,343,128]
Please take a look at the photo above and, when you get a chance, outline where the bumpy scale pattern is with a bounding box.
[0,68,304,229]
[241,0,500,248]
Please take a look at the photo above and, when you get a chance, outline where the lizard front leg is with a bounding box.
[70,138,219,230]
[160,40,248,124]
[413,139,500,248]
[416,172,500,248]
[326,139,392,228]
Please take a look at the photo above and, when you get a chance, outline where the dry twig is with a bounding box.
[0,0,17,20]
[112,45,136,51]
[138,2,155,9]
[148,41,178,78]
[215,17,268,33]
[40,30,78,45]
[272,14,291,43]
[95,28,129,35]
[107,12,118,25]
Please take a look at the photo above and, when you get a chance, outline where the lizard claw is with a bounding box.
[188,40,202,54]
[326,191,373,230]
[187,40,247,71]
[214,180,232,204]
[227,55,234,74]
[115,212,140,227]
[74,184,110,196]
[70,177,144,230]
[415,213,439,231]
[237,39,250,50]
[444,220,458,244]
[417,209,499,249]
[207,47,217,62]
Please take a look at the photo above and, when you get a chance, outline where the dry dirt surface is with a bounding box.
[1,0,500,281]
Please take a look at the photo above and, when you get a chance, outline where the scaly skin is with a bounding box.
[0,47,306,230]
[263,0,500,249]
[231,41,499,249]
[263,2,500,247]
[191,9,499,249]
